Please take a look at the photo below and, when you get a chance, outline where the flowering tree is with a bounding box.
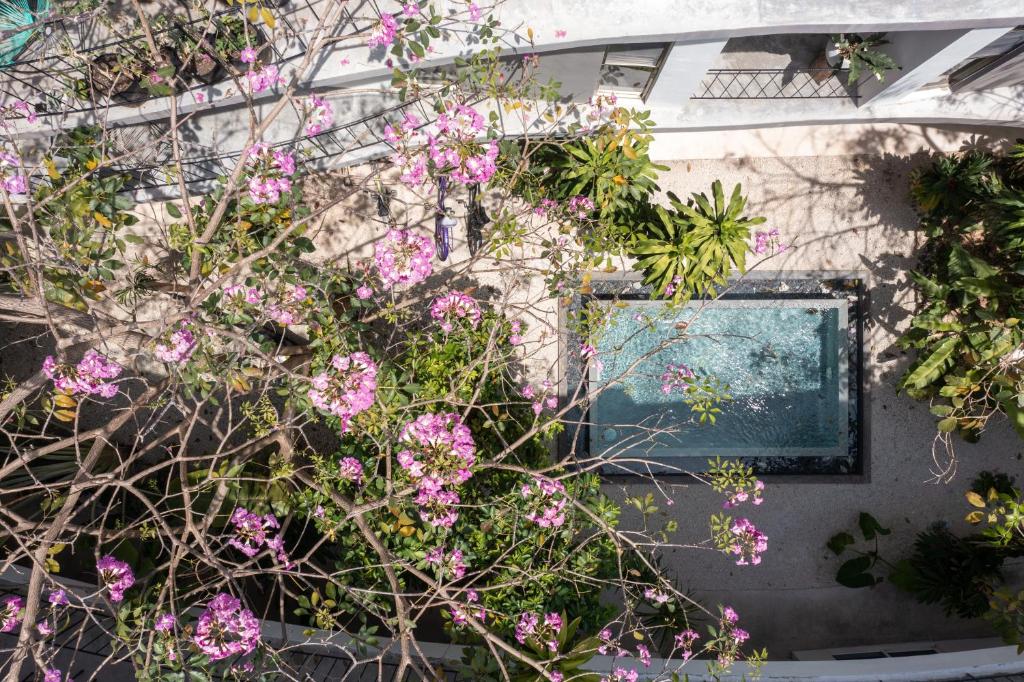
[0,2,780,681]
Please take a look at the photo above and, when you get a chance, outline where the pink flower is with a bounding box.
[239,47,257,64]
[192,593,260,661]
[398,413,476,527]
[155,612,176,632]
[0,596,21,632]
[37,620,53,636]
[48,589,68,606]
[194,92,206,103]
[0,152,26,195]
[430,291,482,333]
[368,13,399,49]
[305,95,334,136]
[154,321,197,364]
[660,363,695,395]
[43,350,122,399]
[338,456,363,483]
[356,285,374,300]
[96,556,134,603]
[728,519,768,566]
[12,100,37,123]
[228,507,281,558]
[567,195,594,219]
[43,669,64,682]
[373,229,434,287]
[520,477,568,528]
[246,65,283,93]
[637,643,651,667]
[753,228,785,255]
[554,29,567,38]
[425,545,467,580]
[467,2,481,21]
[402,3,420,17]
[307,352,378,432]
[340,57,351,66]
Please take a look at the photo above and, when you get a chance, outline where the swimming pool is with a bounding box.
[567,275,863,474]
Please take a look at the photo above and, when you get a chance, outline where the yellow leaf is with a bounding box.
[44,158,60,180]
[965,510,984,524]
[54,409,77,422]
[988,487,999,502]
[85,158,98,170]
[261,8,276,29]
[93,211,112,228]
[527,27,534,42]
[399,525,415,537]
[966,491,986,508]
[53,393,77,408]
[612,174,627,185]
[247,6,258,22]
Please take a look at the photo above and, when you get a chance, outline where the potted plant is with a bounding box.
[825,33,898,85]
[213,13,270,67]
[86,52,142,100]
[176,23,224,85]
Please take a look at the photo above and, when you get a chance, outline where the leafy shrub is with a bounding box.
[899,143,1024,444]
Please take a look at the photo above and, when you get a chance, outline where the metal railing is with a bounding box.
[0,0,343,120]
[692,68,859,99]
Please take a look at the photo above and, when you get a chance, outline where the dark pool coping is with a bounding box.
[558,271,868,477]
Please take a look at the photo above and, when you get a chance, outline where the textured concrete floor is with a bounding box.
[604,147,1024,657]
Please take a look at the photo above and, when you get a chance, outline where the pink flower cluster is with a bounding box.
[307,352,378,432]
[430,291,482,333]
[373,229,434,287]
[508,320,524,346]
[450,588,485,625]
[43,669,67,682]
[753,228,786,255]
[425,545,466,580]
[155,613,176,632]
[567,195,595,219]
[397,412,476,528]
[515,611,562,652]
[586,93,618,124]
[521,380,557,416]
[532,198,559,216]
[268,284,308,326]
[644,587,670,606]
[663,275,684,298]
[305,95,334,136]
[338,456,364,483]
[368,12,399,48]
[42,350,122,399]
[719,605,750,655]
[223,284,263,306]
[660,362,694,395]
[386,103,498,187]
[727,518,768,566]
[0,595,22,632]
[673,628,701,661]
[724,479,765,509]
[192,593,261,661]
[155,320,198,364]
[0,152,27,195]
[520,477,568,528]
[245,143,296,205]
[96,556,135,603]
[246,64,284,93]
[10,99,37,123]
[229,506,283,560]
[48,589,68,606]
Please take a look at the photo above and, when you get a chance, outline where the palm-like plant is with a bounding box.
[631,181,765,300]
[831,33,898,86]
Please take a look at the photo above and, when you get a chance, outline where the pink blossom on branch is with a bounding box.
[192,593,261,661]
[43,350,122,399]
[307,352,378,432]
[520,477,568,528]
[304,95,334,136]
[0,595,22,632]
[430,291,482,333]
[96,556,135,603]
[373,229,434,287]
[368,13,399,49]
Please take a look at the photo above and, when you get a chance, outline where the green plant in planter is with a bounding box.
[630,181,764,300]
[214,13,263,63]
[830,33,898,85]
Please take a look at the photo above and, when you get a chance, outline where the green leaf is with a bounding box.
[166,202,182,219]
[836,555,879,589]
[899,336,961,390]
[827,531,856,556]
[858,512,891,540]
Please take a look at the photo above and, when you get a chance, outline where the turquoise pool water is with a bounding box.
[588,299,848,460]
